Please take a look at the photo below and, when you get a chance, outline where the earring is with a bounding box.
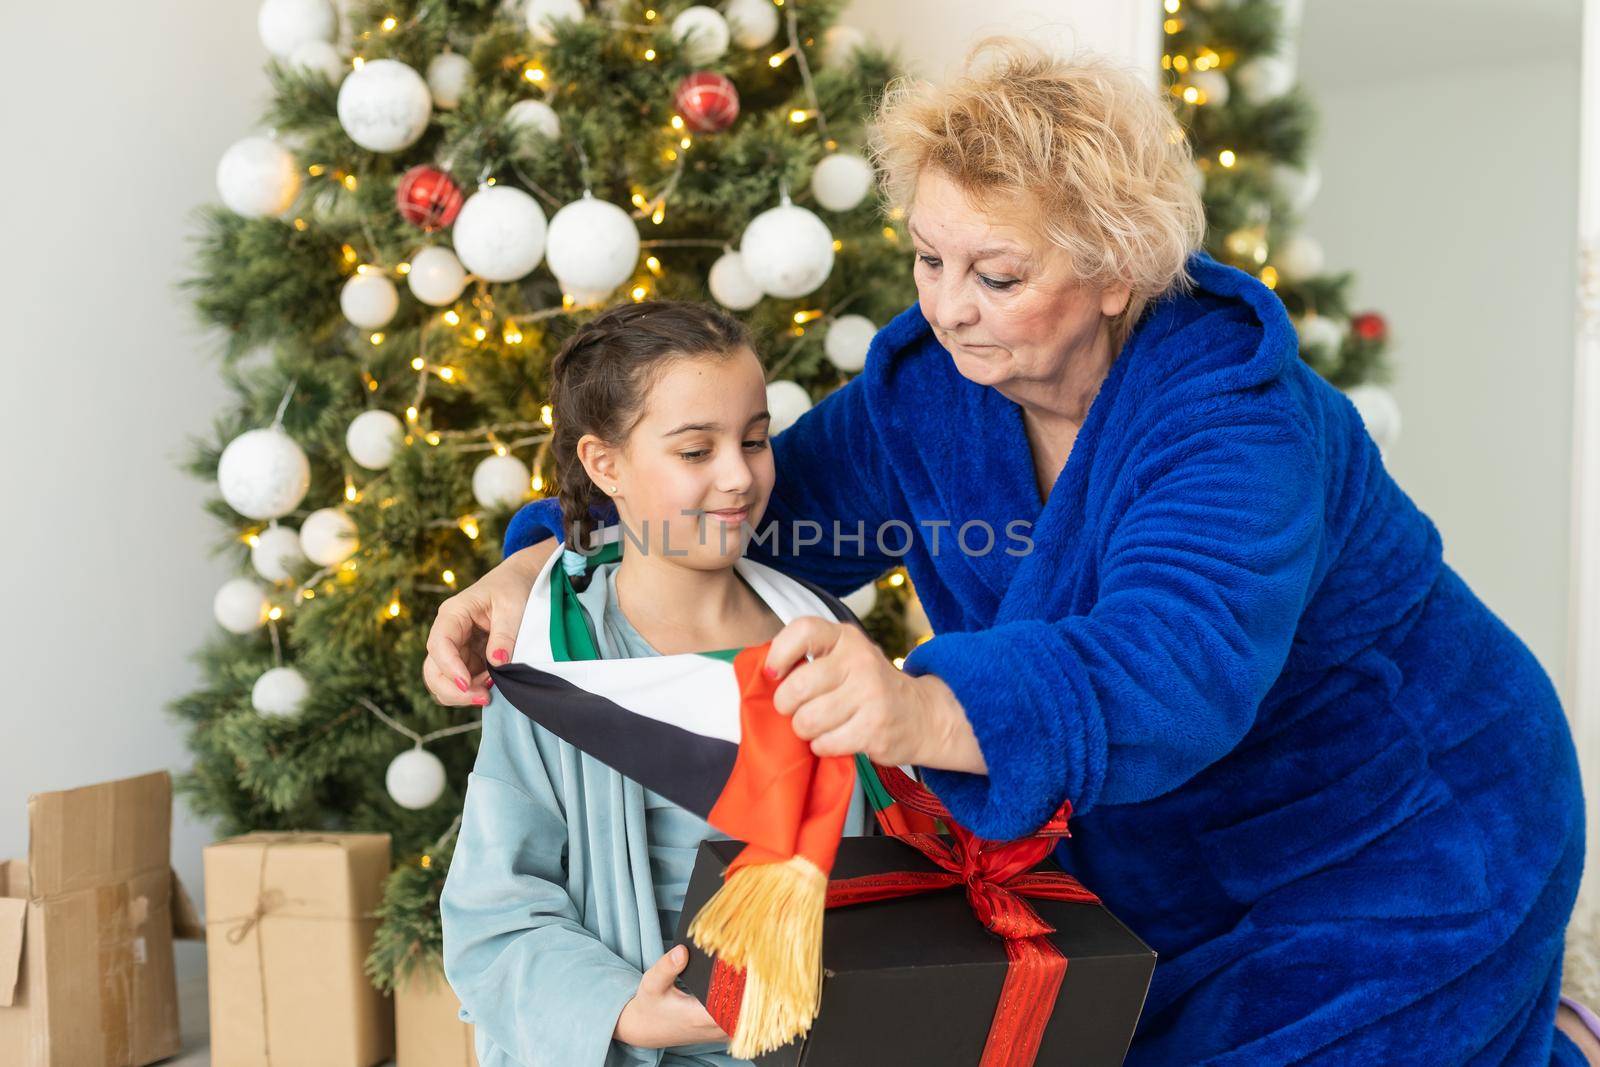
[609,485,618,493]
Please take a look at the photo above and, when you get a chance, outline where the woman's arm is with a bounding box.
[502,373,903,596]
[440,696,646,1067]
[904,400,1325,840]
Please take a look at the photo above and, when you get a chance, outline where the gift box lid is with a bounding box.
[677,836,1154,973]
[203,831,392,923]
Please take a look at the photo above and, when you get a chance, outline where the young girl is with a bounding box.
[440,300,870,1067]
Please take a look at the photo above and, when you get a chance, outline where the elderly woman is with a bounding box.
[427,39,1595,1066]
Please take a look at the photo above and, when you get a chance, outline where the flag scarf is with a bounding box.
[487,522,873,1056]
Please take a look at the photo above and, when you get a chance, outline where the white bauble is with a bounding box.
[426,52,473,110]
[252,666,310,717]
[258,0,336,57]
[545,194,640,297]
[346,409,405,470]
[218,427,310,520]
[300,507,359,567]
[1275,234,1325,282]
[809,152,873,213]
[526,0,584,43]
[842,581,877,620]
[288,39,345,82]
[505,99,561,140]
[214,578,270,634]
[766,380,812,435]
[740,201,835,298]
[672,6,731,65]
[724,0,778,48]
[340,272,399,329]
[407,245,468,306]
[823,24,867,67]
[473,454,532,509]
[1235,55,1294,106]
[1272,161,1321,215]
[823,314,875,372]
[337,59,432,153]
[452,186,547,282]
[1295,314,1345,354]
[216,136,300,219]
[904,593,930,640]
[387,747,447,809]
[708,251,763,310]
[1190,69,1229,108]
[1344,383,1402,451]
[251,524,306,582]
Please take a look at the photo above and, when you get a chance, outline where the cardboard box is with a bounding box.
[0,769,202,1067]
[674,836,1156,1066]
[396,962,479,1067]
[203,832,394,1067]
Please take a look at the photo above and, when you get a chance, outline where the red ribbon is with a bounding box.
[707,767,1097,1066]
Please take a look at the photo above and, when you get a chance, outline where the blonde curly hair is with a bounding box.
[867,37,1206,347]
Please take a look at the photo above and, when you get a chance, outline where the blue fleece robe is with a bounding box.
[503,252,1589,1065]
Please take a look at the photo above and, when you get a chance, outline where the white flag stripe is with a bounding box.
[527,654,745,745]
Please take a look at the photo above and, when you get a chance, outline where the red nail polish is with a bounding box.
[491,648,509,664]
[485,677,495,689]
[454,677,468,692]
[763,665,778,681]
[474,694,489,706]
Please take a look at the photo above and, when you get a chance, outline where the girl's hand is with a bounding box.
[614,945,728,1049]
[764,617,988,773]
[422,540,558,707]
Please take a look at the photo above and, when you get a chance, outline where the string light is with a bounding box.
[1182,86,1201,104]
[1218,149,1237,167]
[504,324,523,344]
[341,244,359,265]
[352,56,365,70]
[406,405,420,421]
[471,325,487,341]
[643,48,656,61]
[344,476,359,502]
[308,164,326,176]
[670,115,685,131]
[458,516,480,540]
[630,285,648,301]
[792,309,823,324]
[370,332,385,345]
[523,65,546,83]
[788,109,812,124]
[396,262,411,275]
[292,218,308,231]
[437,367,456,382]
[412,356,426,370]
[531,474,544,493]
[540,404,553,427]
[443,309,461,326]
[1164,0,1180,12]
[381,15,397,30]
[645,256,662,275]
[342,174,358,191]
[387,595,402,618]
[1164,17,1183,34]
[442,569,457,587]
[1259,265,1279,289]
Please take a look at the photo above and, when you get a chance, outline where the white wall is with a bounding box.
[1299,57,1581,696]
[0,0,266,1032]
[844,0,1159,82]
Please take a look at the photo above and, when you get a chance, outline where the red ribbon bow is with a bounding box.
[707,766,1099,1066]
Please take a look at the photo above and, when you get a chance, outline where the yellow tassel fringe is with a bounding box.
[687,854,828,1059]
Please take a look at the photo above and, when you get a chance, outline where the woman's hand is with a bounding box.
[422,540,558,706]
[613,945,728,1049]
[763,617,988,773]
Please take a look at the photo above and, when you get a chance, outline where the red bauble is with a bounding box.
[1352,311,1388,344]
[674,72,740,134]
[396,165,464,232]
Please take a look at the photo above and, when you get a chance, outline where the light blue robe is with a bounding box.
[441,559,866,1067]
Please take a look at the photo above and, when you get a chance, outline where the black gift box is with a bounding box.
[673,836,1156,1066]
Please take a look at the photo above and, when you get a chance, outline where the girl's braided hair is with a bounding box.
[549,299,754,549]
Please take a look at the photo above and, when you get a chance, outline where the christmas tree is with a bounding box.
[173,0,915,992]
[1160,0,1398,444]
